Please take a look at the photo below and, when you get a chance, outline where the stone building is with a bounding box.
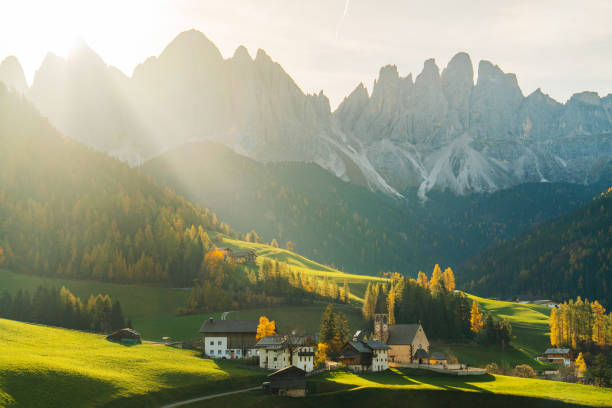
[256,334,316,372]
[373,314,430,365]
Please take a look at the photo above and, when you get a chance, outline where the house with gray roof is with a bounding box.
[339,339,390,372]
[199,317,260,359]
[255,334,316,372]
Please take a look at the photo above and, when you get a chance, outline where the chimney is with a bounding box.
[208,317,213,324]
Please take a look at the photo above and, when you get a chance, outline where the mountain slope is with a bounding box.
[5,30,610,199]
[0,83,233,286]
[142,140,605,275]
[460,188,612,305]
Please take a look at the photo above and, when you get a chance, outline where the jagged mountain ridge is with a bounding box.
[1,30,610,198]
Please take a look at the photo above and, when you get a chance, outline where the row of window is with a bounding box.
[209,340,223,346]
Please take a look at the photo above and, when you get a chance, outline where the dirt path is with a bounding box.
[159,387,259,408]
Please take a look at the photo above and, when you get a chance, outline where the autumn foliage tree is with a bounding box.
[256,316,276,341]
[470,301,484,334]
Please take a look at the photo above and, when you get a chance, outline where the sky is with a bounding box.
[1,0,611,108]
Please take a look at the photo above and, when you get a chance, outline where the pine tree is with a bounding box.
[592,301,606,346]
[319,304,336,343]
[470,300,484,334]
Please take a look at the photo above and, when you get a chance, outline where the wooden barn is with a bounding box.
[265,365,307,397]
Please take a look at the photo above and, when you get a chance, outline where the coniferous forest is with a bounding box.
[0,84,236,287]
[361,266,472,341]
[461,188,612,305]
[0,285,126,333]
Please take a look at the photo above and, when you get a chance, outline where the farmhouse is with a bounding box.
[265,365,307,397]
[338,339,390,372]
[256,334,316,372]
[199,318,259,359]
[373,314,430,364]
[541,348,572,366]
[209,247,257,264]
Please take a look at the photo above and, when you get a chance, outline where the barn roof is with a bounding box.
[364,340,390,350]
[387,324,421,345]
[199,318,258,334]
[269,365,306,378]
[544,348,570,355]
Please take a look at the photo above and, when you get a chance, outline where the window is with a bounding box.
[210,350,215,355]
[237,350,241,354]
[210,341,214,345]
[225,350,229,355]
[218,341,222,345]
[273,357,277,362]
[217,350,222,355]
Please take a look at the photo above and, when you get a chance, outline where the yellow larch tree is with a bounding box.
[470,300,484,334]
[256,316,276,341]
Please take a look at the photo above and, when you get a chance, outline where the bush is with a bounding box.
[485,362,502,374]
[513,364,536,378]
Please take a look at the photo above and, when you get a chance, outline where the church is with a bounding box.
[373,314,430,365]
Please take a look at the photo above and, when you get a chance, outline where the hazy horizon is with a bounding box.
[1,0,611,108]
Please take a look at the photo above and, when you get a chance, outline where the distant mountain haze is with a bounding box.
[1,29,610,199]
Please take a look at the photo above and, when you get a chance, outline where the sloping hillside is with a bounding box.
[461,188,612,305]
[142,140,604,275]
[0,83,237,287]
[0,318,263,407]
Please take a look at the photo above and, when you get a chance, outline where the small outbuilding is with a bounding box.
[413,348,429,364]
[429,352,447,366]
[265,366,307,397]
[106,328,142,345]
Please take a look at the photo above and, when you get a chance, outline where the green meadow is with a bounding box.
[197,368,612,408]
[430,293,554,369]
[0,318,265,408]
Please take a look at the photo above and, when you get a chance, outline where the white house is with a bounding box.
[256,335,316,372]
[199,318,259,359]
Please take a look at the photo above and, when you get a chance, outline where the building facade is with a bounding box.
[256,335,316,372]
[338,340,390,372]
[199,318,259,359]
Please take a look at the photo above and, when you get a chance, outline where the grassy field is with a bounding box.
[0,266,368,342]
[220,236,388,302]
[195,368,612,408]
[429,293,554,369]
[0,318,266,408]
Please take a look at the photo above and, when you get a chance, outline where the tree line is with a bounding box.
[0,285,126,333]
[550,297,612,351]
[362,266,472,341]
[181,251,352,314]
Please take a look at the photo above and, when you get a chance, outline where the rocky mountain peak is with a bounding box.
[232,45,252,62]
[0,56,28,94]
[159,29,223,63]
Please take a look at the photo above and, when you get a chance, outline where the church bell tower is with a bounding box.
[373,314,389,343]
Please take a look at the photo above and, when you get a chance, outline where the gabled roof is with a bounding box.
[348,340,372,354]
[364,340,390,350]
[414,348,429,359]
[199,318,258,334]
[255,336,284,349]
[269,365,306,378]
[430,352,447,360]
[544,348,570,355]
[387,324,421,345]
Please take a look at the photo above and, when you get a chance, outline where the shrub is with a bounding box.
[513,364,536,378]
[485,362,502,374]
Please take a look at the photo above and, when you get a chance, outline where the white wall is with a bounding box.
[372,349,388,372]
[204,336,256,359]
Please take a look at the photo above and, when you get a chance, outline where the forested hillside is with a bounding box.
[461,188,612,305]
[142,141,605,275]
[0,84,234,286]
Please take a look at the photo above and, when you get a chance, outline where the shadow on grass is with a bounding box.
[1,368,121,408]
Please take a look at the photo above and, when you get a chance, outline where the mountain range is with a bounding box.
[1,29,610,200]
